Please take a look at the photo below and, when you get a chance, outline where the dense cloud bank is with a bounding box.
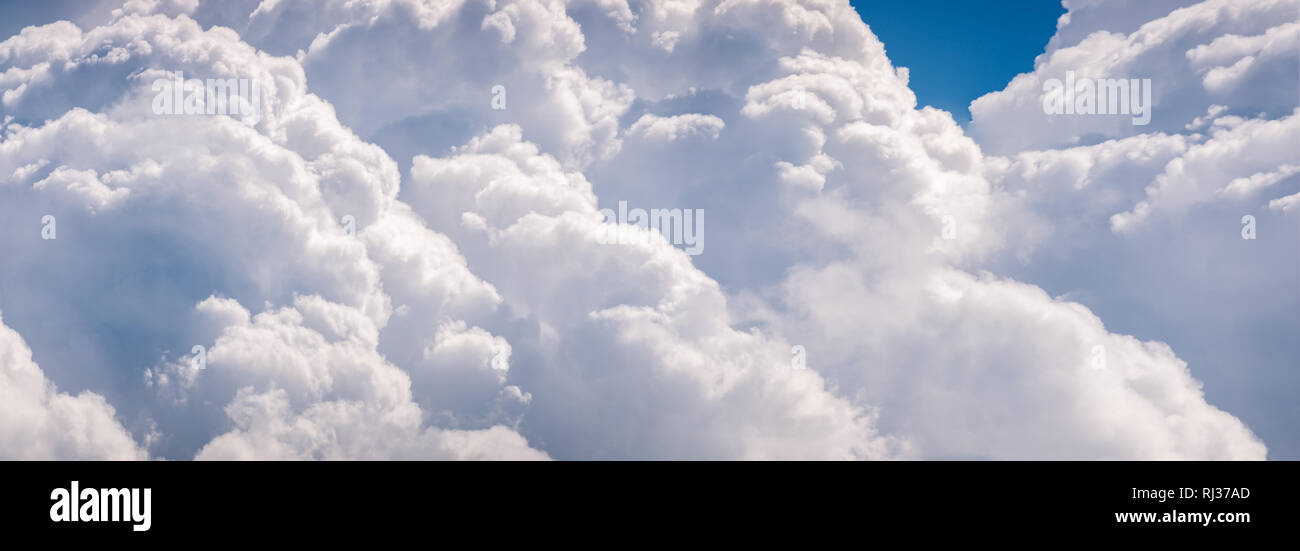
[1,0,1291,459]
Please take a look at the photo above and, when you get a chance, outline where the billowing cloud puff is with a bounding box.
[0,11,540,459]
[0,312,146,460]
[186,296,547,460]
[231,0,634,168]
[763,265,1266,459]
[627,113,724,141]
[970,0,1299,154]
[972,0,1297,457]
[405,124,894,459]
[1110,110,1299,231]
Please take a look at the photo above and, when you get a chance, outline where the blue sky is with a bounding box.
[851,0,1066,125]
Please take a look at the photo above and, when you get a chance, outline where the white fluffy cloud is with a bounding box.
[0,11,542,459]
[187,296,547,460]
[0,311,146,460]
[0,0,1285,460]
[762,265,1266,459]
[972,0,1297,457]
[405,124,893,459]
[970,0,1299,154]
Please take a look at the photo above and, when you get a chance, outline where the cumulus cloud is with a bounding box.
[405,124,894,459]
[0,0,1286,460]
[1110,110,1299,231]
[627,113,724,141]
[761,266,1266,459]
[0,11,541,459]
[970,0,1298,153]
[972,0,1297,457]
[0,311,146,460]
[186,296,547,460]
